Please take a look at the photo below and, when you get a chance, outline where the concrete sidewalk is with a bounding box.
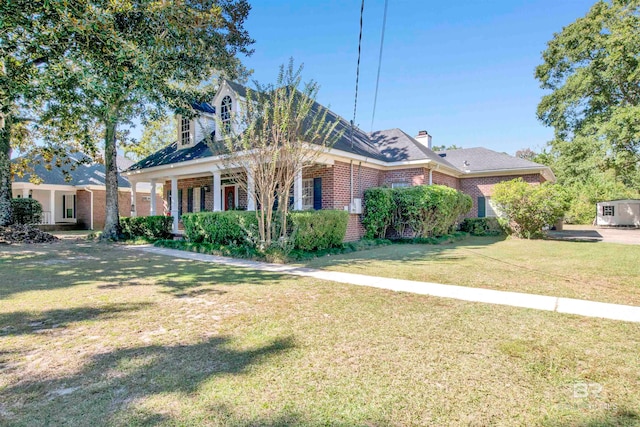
[130,245,640,323]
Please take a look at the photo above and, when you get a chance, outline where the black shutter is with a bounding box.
[313,178,322,210]
[477,196,486,218]
[200,187,206,211]
[167,190,172,212]
[187,188,194,213]
[62,195,66,219]
[73,195,77,218]
[178,189,183,217]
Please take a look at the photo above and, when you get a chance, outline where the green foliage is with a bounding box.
[289,210,349,251]
[536,1,640,178]
[120,216,173,240]
[460,218,508,236]
[362,187,394,239]
[221,60,341,248]
[362,185,472,238]
[392,185,472,237]
[10,198,42,225]
[181,211,259,246]
[125,116,176,161]
[492,179,571,239]
[563,179,640,224]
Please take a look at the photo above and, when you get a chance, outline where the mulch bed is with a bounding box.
[0,224,58,244]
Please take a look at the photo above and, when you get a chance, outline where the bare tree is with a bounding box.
[217,61,341,249]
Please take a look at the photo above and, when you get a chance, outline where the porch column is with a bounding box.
[149,179,157,216]
[22,188,30,198]
[130,180,137,217]
[294,169,303,211]
[49,189,56,224]
[170,176,179,233]
[246,167,256,211]
[212,170,222,211]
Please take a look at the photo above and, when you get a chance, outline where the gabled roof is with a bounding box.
[125,81,553,180]
[368,128,457,168]
[436,147,549,173]
[13,152,133,188]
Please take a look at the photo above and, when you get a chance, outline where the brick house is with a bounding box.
[12,153,159,230]
[124,80,554,241]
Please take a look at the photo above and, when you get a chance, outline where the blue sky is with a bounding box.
[239,0,595,155]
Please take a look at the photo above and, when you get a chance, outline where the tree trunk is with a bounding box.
[101,120,120,240]
[0,112,13,226]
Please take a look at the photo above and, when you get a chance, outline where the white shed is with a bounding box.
[596,199,640,227]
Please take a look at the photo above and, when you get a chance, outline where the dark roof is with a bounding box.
[436,147,547,173]
[13,152,133,187]
[128,133,221,171]
[192,102,215,114]
[368,128,457,168]
[126,81,549,176]
[225,80,248,98]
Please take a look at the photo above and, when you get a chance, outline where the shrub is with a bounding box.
[460,218,507,236]
[181,211,259,246]
[392,185,472,237]
[120,216,173,240]
[362,187,394,238]
[11,198,43,225]
[492,178,571,239]
[289,210,349,251]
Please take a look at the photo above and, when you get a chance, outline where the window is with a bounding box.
[391,182,410,188]
[180,116,191,146]
[220,95,232,133]
[485,197,502,218]
[302,179,314,210]
[62,194,76,219]
[603,205,614,216]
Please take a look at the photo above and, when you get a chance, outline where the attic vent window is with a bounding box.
[463,161,470,167]
[180,117,191,146]
[221,95,232,133]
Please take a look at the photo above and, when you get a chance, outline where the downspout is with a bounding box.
[428,168,433,185]
[350,160,354,207]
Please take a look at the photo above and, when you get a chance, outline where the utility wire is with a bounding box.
[350,0,365,148]
[370,0,389,132]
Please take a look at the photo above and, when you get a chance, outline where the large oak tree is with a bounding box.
[39,0,253,239]
[536,0,640,183]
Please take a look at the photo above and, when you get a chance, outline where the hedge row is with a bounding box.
[120,216,173,240]
[181,210,349,251]
[289,210,349,251]
[362,185,472,239]
[181,211,259,246]
[459,218,507,236]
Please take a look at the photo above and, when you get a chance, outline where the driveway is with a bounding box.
[547,225,640,245]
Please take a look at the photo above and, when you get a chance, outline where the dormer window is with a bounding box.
[221,95,232,133]
[180,116,191,146]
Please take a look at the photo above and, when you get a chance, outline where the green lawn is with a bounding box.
[302,236,640,306]
[1,240,639,426]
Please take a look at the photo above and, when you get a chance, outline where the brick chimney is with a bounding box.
[415,130,432,149]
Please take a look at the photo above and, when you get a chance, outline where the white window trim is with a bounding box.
[179,115,194,147]
[391,182,410,189]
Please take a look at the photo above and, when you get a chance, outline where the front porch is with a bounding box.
[11,184,77,226]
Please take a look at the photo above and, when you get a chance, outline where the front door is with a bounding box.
[224,186,236,211]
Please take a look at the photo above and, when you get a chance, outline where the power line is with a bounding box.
[370,0,389,132]
[351,0,365,148]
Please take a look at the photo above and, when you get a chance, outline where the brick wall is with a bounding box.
[302,164,334,210]
[432,170,460,189]
[383,168,428,187]
[76,189,161,230]
[461,174,542,218]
